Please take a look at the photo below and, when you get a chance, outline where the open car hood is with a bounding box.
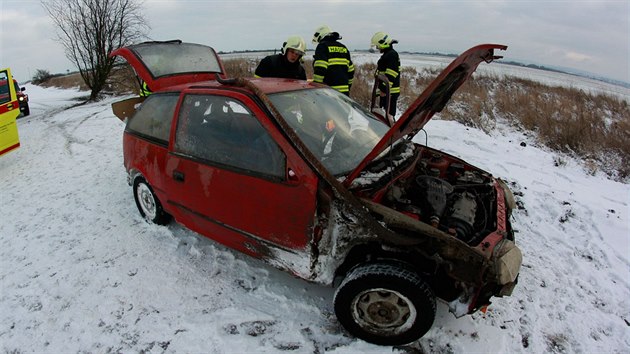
[109,40,226,92]
[343,44,507,187]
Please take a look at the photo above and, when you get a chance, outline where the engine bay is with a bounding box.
[357,141,499,246]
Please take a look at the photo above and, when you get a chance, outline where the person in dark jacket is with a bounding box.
[312,25,354,96]
[371,31,400,118]
[255,36,307,80]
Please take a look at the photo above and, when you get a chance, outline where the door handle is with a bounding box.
[173,170,185,182]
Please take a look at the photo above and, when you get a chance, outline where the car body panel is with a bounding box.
[13,79,29,115]
[162,89,318,254]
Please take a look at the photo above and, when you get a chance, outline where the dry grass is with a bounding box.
[40,72,89,91]
[45,57,630,182]
[440,75,630,181]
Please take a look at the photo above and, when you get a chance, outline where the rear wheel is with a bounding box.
[133,177,170,225]
[333,263,436,345]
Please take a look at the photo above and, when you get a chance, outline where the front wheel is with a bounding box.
[333,263,436,345]
[133,177,170,225]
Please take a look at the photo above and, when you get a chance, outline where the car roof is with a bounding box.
[155,77,322,95]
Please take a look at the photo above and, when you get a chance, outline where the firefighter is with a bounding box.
[255,36,307,80]
[312,25,354,96]
[371,31,401,118]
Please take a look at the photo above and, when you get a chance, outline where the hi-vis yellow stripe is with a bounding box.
[331,85,349,92]
[329,58,349,66]
[379,69,399,78]
[314,60,328,69]
[385,68,399,77]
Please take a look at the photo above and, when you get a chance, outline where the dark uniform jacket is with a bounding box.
[377,47,401,95]
[255,54,306,80]
[313,34,355,95]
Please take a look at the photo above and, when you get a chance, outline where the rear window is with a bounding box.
[126,93,179,144]
[132,42,223,78]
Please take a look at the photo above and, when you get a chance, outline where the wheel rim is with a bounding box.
[136,182,157,220]
[351,288,417,336]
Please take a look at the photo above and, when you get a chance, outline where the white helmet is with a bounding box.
[312,25,332,43]
[371,31,397,50]
[282,35,306,56]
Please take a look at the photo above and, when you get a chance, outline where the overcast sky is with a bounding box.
[1,0,628,84]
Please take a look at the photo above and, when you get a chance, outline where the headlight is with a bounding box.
[18,97,24,101]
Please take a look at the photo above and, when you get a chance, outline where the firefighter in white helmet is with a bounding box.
[312,25,354,96]
[255,35,307,80]
[371,31,400,118]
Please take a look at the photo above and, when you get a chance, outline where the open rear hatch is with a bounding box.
[109,40,228,121]
[109,40,226,91]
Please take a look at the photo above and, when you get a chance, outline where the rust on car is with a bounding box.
[109,40,521,346]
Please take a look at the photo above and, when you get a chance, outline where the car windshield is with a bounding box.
[132,42,222,78]
[269,88,390,175]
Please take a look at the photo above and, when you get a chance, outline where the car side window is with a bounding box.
[174,94,286,179]
[126,93,179,144]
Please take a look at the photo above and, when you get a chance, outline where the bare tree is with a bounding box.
[42,0,148,100]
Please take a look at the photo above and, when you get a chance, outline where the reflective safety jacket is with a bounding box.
[377,47,400,95]
[313,35,354,95]
[140,81,152,96]
[255,54,306,80]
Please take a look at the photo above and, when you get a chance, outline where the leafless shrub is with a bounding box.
[43,0,149,101]
[31,69,53,85]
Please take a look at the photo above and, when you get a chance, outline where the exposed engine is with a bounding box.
[362,142,498,246]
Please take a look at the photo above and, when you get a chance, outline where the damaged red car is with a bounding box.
[110,40,522,345]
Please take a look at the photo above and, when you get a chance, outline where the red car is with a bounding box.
[110,40,522,345]
[13,79,29,116]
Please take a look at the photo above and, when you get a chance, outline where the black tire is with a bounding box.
[133,177,171,225]
[22,105,30,116]
[333,263,436,345]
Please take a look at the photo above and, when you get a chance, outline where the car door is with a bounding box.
[0,68,21,156]
[164,90,318,258]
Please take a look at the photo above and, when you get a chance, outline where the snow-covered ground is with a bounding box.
[1,64,629,353]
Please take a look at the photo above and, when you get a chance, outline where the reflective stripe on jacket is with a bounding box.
[140,81,152,96]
